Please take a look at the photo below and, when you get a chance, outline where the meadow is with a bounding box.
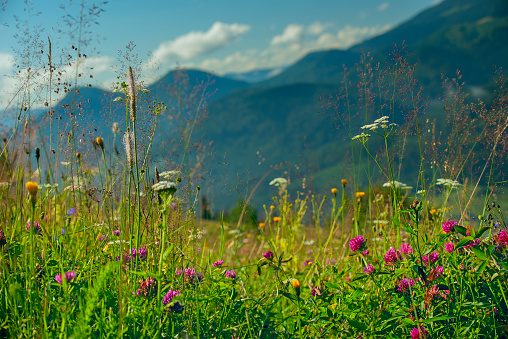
[1,34,508,339]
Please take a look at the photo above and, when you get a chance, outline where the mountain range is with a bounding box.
[30,0,508,213]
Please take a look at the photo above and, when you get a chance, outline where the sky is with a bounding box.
[0,0,439,111]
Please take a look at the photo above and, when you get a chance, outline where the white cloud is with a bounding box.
[271,24,305,45]
[194,23,392,75]
[377,2,389,11]
[316,24,392,49]
[307,21,331,35]
[147,22,250,67]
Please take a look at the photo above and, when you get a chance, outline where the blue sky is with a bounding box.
[0,0,438,109]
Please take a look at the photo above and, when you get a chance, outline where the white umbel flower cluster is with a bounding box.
[383,181,412,190]
[152,181,178,193]
[269,178,288,187]
[351,132,371,141]
[436,178,462,188]
[160,170,181,180]
[361,116,398,131]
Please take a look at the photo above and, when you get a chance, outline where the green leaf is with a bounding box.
[348,319,367,330]
[401,223,417,236]
[353,273,368,282]
[471,247,488,261]
[323,281,341,290]
[456,236,474,248]
[420,315,454,323]
[477,260,489,274]
[455,226,467,236]
[281,292,297,303]
[475,227,490,239]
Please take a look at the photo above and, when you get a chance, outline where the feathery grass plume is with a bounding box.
[128,66,136,122]
[123,131,134,170]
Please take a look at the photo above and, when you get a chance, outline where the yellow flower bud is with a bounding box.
[270,205,275,210]
[258,222,265,228]
[273,216,281,223]
[331,188,338,195]
[26,181,38,196]
[341,179,348,185]
[96,137,104,149]
[292,279,301,296]
[355,191,365,198]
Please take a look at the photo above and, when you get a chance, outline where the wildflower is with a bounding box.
[26,220,42,234]
[341,179,348,185]
[55,270,76,284]
[263,250,274,260]
[225,270,236,280]
[331,188,338,195]
[400,243,414,255]
[160,170,181,181]
[355,191,365,198]
[498,229,508,246]
[26,181,38,205]
[311,288,318,297]
[303,260,313,266]
[269,178,288,187]
[429,207,437,215]
[445,242,455,253]
[273,216,281,223]
[362,250,369,256]
[135,277,157,297]
[351,132,371,142]
[162,289,181,306]
[183,268,203,285]
[398,278,415,293]
[61,228,66,235]
[0,229,6,247]
[61,161,71,166]
[152,181,177,197]
[66,208,76,216]
[138,246,148,261]
[212,260,224,268]
[292,279,301,296]
[349,235,365,252]
[97,234,106,242]
[96,137,104,150]
[364,264,375,274]
[422,252,439,265]
[436,178,462,189]
[428,266,444,281]
[382,181,412,190]
[384,248,402,266]
[464,238,481,250]
[410,326,429,339]
[112,230,122,236]
[258,222,265,228]
[442,220,457,233]
[112,122,120,134]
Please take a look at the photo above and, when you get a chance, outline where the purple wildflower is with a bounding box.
[225,270,236,280]
[138,247,148,261]
[183,268,203,284]
[175,268,183,276]
[499,229,508,246]
[400,243,414,254]
[442,220,457,233]
[384,248,402,266]
[98,234,106,242]
[112,230,121,236]
[349,235,365,252]
[464,238,481,250]
[55,270,76,284]
[311,288,317,297]
[362,250,369,256]
[61,228,66,235]
[364,264,375,275]
[263,250,274,260]
[26,220,41,233]
[445,242,455,253]
[162,289,181,306]
[422,252,439,266]
[303,260,313,267]
[66,208,76,216]
[212,260,224,268]
[410,326,429,339]
[398,278,415,293]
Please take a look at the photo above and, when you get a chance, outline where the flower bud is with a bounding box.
[292,279,301,296]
